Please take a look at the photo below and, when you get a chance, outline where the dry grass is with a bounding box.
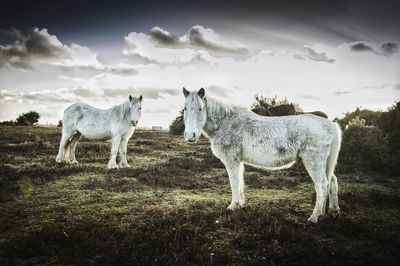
[0,125,399,265]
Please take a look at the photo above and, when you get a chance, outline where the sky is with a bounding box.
[0,0,399,128]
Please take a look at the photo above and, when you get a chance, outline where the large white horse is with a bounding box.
[56,95,143,169]
[182,88,342,223]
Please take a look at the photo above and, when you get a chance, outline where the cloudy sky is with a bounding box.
[0,0,399,127]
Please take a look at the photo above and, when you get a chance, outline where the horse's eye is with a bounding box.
[139,107,141,110]
[184,107,186,111]
[199,108,202,112]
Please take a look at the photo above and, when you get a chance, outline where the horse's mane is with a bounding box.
[111,101,130,122]
[205,96,247,119]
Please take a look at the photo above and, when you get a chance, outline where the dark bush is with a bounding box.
[339,117,387,173]
[251,94,303,113]
[334,107,382,130]
[0,120,15,126]
[16,115,30,126]
[16,111,40,126]
[169,109,185,135]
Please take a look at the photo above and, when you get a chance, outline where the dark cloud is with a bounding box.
[301,94,321,100]
[350,41,398,56]
[204,85,233,98]
[109,65,138,76]
[0,90,15,99]
[0,89,77,104]
[188,26,249,56]
[24,30,64,58]
[0,86,102,105]
[0,28,24,40]
[362,84,387,90]
[149,27,183,48]
[380,42,398,56]
[124,25,250,63]
[103,87,179,99]
[293,53,305,60]
[333,90,351,96]
[0,28,67,69]
[350,42,374,52]
[22,93,73,103]
[361,84,400,91]
[72,87,97,97]
[304,47,336,63]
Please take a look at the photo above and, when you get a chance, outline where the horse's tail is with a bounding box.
[326,123,342,181]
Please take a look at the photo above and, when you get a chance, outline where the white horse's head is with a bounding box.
[128,95,143,127]
[182,87,206,142]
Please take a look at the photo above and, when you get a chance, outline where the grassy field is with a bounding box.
[0,126,399,265]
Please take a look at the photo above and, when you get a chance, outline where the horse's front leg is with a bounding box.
[108,135,121,169]
[118,135,130,168]
[225,160,245,211]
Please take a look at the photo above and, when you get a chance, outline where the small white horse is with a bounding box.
[56,95,143,169]
[182,88,342,223]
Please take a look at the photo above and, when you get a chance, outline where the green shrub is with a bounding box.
[169,109,185,135]
[334,107,382,130]
[339,117,387,173]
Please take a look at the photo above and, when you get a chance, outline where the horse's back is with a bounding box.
[65,103,100,114]
[239,112,339,168]
[244,112,338,147]
[64,103,107,121]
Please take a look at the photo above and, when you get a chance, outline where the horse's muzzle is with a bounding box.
[184,132,197,143]
[131,121,138,127]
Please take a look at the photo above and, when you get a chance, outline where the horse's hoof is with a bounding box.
[108,165,119,170]
[328,208,341,218]
[118,163,131,168]
[55,157,63,163]
[304,220,316,229]
[69,160,79,165]
[307,216,318,224]
[227,202,238,211]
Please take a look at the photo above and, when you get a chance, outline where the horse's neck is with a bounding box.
[112,101,130,123]
[202,98,231,139]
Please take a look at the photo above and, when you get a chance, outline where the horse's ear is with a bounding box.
[139,95,143,102]
[129,95,132,102]
[198,88,205,99]
[183,87,190,98]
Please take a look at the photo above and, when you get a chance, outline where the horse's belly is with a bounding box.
[76,125,111,141]
[241,145,297,169]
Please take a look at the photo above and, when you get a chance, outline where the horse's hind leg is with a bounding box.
[328,174,340,215]
[56,128,74,163]
[301,151,329,223]
[68,132,81,164]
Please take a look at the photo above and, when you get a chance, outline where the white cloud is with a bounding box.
[0,27,399,128]
[123,25,250,64]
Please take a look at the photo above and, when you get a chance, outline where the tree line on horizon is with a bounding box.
[1,97,398,175]
[0,111,40,126]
